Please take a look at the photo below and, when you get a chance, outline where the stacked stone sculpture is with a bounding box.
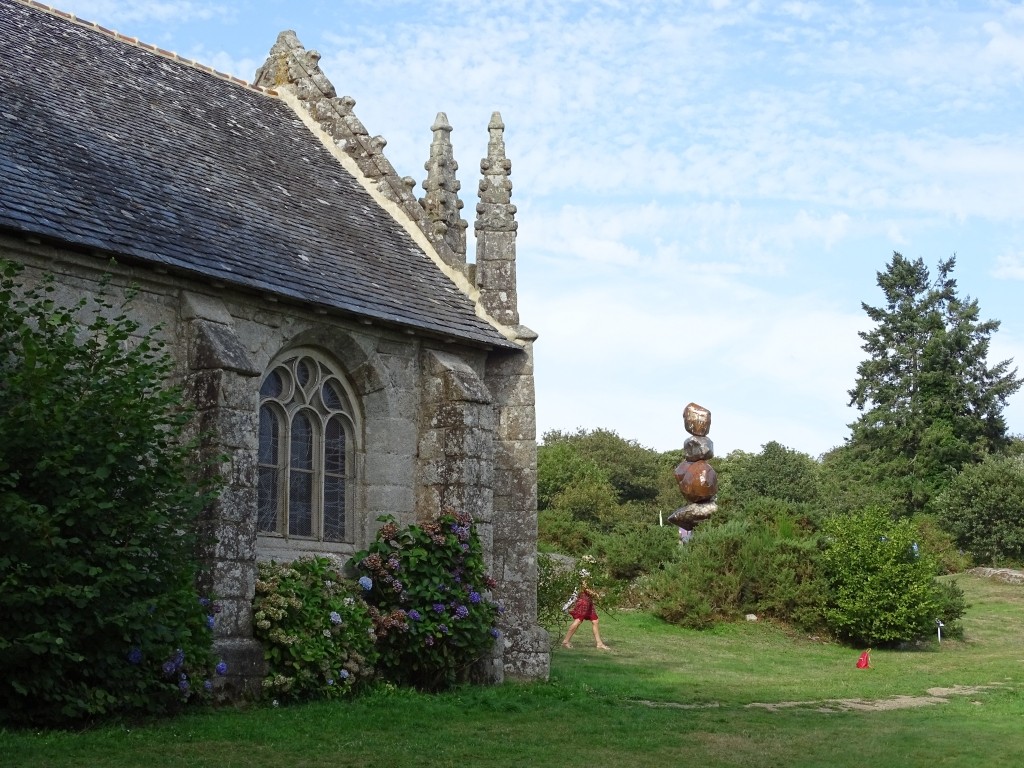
[668,402,718,532]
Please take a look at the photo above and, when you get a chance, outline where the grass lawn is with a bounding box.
[3,573,1022,767]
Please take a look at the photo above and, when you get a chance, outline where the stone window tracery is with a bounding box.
[257,351,356,544]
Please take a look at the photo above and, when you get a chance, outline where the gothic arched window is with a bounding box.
[257,352,357,544]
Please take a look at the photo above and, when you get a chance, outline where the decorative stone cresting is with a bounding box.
[668,402,719,531]
[252,31,462,270]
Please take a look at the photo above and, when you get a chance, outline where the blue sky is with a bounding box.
[50,0,1024,457]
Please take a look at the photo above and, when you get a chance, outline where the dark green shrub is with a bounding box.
[647,517,826,631]
[819,508,965,646]
[354,512,501,691]
[596,521,678,583]
[252,557,378,703]
[0,262,221,726]
[934,454,1024,566]
[538,507,596,553]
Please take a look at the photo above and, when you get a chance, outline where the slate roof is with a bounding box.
[0,0,517,350]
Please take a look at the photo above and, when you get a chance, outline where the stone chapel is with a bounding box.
[0,0,549,692]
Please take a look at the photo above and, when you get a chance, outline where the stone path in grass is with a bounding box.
[639,684,1005,713]
[745,684,1004,712]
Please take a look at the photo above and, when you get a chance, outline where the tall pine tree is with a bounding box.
[846,253,1021,516]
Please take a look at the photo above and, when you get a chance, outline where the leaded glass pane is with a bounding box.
[295,358,312,388]
[257,405,280,532]
[324,416,345,474]
[322,380,344,411]
[258,405,279,465]
[257,466,278,533]
[260,369,284,399]
[323,475,345,542]
[289,412,314,537]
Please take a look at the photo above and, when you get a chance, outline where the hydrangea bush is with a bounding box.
[253,557,378,703]
[354,511,502,691]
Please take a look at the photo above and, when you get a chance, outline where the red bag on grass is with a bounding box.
[856,650,871,668]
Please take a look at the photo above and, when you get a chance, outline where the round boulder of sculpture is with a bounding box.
[674,459,718,502]
[683,402,711,437]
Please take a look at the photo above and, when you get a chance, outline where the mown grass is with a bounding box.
[3,574,1022,767]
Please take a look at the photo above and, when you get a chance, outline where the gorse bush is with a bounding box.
[647,517,826,631]
[0,261,222,726]
[354,512,502,691]
[253,557,378,703]
[820,507,966,646]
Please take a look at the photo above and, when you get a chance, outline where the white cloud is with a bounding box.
[993,253,1024,281]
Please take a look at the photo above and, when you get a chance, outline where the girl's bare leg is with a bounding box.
[592,619,610,649]
[562,619,583,648]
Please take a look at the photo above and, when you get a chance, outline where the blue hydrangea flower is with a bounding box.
[329,611,342,625]
[127,647,143,665]
[359,576,373,590]
[178,678,190,692]
[408,609,422,621]
[432,603,446,613]
[340,669,350,679]
[490,627,500,638]
[162,660,176,676]
[215,660,228,676]
[438,623,449,634]
[469,591,481,604]
[204,679,213,691]
[327,678,335,686]
[454,605,469,620]
[173,648,185,667]
[206,614,216,629]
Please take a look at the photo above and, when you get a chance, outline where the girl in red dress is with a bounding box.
[561,562,610,650]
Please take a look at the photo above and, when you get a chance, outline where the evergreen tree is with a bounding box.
[846,253,1021,515]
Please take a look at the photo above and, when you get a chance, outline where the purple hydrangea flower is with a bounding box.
[454,605,469,620]
[490,627,500,638]
[204,679,213,691]
[173,649,185,667]
[329,611,342,625]
[206,614,216,629]
[215,661,228,676]
[408,609,422,621]
[387,556,400,571]
[162,660,176,677]
[432,603,446,613]
[469,591,481,604]
[438,623,449,634]
[425,636,435,647]
[179,679,190,693]
[127,647,143,665]
[358,576,373,590]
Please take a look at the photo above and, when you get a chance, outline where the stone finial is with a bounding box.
[474,112,519,327]
[420,112,468,269]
